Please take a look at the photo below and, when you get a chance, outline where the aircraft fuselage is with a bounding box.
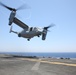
[19,28,42,39]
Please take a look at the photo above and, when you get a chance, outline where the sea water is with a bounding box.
[0,52,76,58]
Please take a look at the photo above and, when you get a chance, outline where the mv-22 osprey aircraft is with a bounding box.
[0,2,55,41]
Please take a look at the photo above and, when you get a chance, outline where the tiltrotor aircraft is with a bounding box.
[0,2,55,41]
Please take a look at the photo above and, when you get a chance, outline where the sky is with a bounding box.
[0,0,76,52]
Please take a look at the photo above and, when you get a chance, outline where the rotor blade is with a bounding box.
[0,2,14,11]
[48,23,55,28]
[44,23,55,30]
[47,30,51,32]
[16,3,31,11]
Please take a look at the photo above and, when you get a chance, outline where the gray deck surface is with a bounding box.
[0,55,76,75]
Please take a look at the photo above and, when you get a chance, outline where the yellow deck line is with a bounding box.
[20,58,76,67]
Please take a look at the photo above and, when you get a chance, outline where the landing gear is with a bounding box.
[18,33,21,37]
[27,39,30,41]
[38,35,40,37]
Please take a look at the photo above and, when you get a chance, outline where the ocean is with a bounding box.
[0,52,76,58]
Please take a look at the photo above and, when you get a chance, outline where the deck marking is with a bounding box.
[21,58,76,67]
[31,58,41,70]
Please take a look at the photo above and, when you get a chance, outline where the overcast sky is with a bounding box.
[0,0,76,52]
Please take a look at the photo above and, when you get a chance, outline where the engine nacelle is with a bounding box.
[9,11,16,25]
[42,30,47,40]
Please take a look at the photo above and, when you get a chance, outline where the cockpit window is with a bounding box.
[34,27,36,30]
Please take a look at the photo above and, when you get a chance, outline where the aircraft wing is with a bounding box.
[13,17,29,29]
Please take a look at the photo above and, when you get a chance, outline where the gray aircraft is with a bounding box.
[0,2,55,41]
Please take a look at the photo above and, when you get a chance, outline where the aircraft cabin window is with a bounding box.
[34,27,37,31]
[30,27,33,31]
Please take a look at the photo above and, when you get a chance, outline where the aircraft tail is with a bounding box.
[9,26,12,33]
[9,26,18,34]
